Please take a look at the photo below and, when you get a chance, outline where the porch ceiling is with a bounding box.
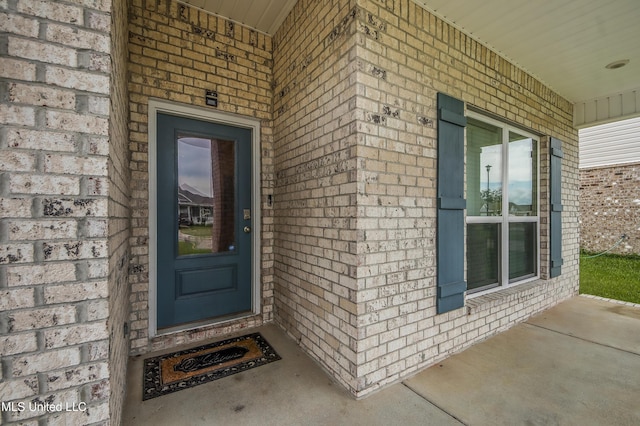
[179,0,640,127]
[178,0,298,36]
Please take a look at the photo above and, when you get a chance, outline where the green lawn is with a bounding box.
[180,225,213,237]
[580,252,640,304]
[178,241,210,255]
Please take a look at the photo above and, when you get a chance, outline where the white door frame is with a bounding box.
[147,98,261,337]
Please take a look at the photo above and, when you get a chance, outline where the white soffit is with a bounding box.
[413,0,640,126]
[179,0,298,35]
[579,116,640,168]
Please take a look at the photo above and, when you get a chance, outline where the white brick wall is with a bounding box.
[272,0,363,393]
[0,0,130,423]
[272,0,579,397]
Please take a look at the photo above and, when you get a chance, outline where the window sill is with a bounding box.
[465,277,544,313]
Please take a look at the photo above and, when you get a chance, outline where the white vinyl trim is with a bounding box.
[147,98,261,338]
[574,90,640,129]
[465,111,541,296]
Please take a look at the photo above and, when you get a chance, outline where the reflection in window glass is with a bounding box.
[177,135,235,256]
[509,222,537,281]
[467,223,501,291]
[508,133,537,216]
[466,113,540,293]
[467,118,503,216]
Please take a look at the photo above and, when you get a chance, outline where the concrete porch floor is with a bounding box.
[122,296,640,425]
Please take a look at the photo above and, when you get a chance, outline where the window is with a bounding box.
[466,113,539,293]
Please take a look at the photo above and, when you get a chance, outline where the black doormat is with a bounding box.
[143,332,281,400]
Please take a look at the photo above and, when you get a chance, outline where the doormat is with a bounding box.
[142,332,280,400]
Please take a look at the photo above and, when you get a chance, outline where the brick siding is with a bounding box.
[580,163,640,255]
[272,0,361,391]
[272,0,579,397]
[107,0,132,424]
[0,0,128,423]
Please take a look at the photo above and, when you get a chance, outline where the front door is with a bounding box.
[157,113,252,329]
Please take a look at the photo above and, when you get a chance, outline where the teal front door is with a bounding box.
[157,113,252,329]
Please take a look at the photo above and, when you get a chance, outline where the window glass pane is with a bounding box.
[177,135,236,256]
[508,133,537,216]
[509,222,537,281]
[467,118,503,216]
[467,223,501,291]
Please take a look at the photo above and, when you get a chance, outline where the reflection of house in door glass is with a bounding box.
[177,136,235,256]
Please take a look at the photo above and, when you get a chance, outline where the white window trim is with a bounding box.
[147,98,262,338]
[465,111,541,298]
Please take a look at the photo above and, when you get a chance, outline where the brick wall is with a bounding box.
[127,0,275,353]
[272,0,361,392]
[354,0,579,396]
[0,0,128,423]
[272,0,579,397]
[351,0,579,396]
[580,163,640,255]
[107,0,131,424]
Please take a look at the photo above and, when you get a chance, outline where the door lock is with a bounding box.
[243,226,251,233]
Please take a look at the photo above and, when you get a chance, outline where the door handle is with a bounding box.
[243,226,251,233]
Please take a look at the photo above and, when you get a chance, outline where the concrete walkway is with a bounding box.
[122,296,640,425]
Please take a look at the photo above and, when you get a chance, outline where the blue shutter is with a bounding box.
[549,137,563,278]
[437,93,467,314]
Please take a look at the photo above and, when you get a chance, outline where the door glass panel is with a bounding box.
[508,132,537,216]
[467,223,501,291]
[177,134,235,256]
[467,118,503,216]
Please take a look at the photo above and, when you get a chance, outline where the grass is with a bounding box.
[180,225,213,237]
[580,251,640,304]
[178,241,210,255]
